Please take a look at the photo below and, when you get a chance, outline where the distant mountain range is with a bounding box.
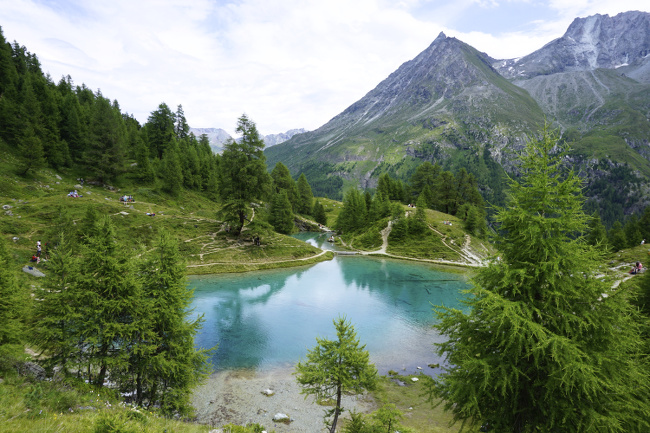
[189,127,306,153]
[265,10,650,221]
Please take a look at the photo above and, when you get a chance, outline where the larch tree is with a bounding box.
[75,216,140,387]
[217,114,270,236]
[269,190,295,234]
[129,230,209,415]
[161,138,183,197]
[312,200,328,226]
[428,126,650,432]
[0,236,27,371]
[295,316,377,433]
[296,173,314,215]
[271,162,299,211]
[31,234,81,375]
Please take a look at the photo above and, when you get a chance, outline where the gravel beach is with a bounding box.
[192,367,377,432]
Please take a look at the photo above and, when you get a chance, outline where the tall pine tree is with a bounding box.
[429,126,650,432]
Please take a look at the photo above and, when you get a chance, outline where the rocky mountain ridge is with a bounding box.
[265,10,650,221]
[189,127,306,153]
[494,11,650,81]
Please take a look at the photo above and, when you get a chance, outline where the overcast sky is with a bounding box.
[1,0,648,136]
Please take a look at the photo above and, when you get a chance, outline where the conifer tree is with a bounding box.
[435,171,457,215]
[419,183,435,209]
[75,216,140,387]
[217,114,270,235]
[408,195,428,234]
[31,234,80,374]
[86,93,125,183]
[376,173,392,200]
[296,173,314,215]
[174,104,190,140]
[17,125,46,176]
[429,126,650,432]
[161,139,183,197]
[134,136,155,183]
[638,206,650,243]
[271,162,299,210]
[335,189,367,233]
[269,190,295,234]
[608,221,627,252]
[312,200,327,226]
[295,317,377,433]
[146,102,175,158]
[624,214,642,247]
[410,162,441,201]
[129,231,208,415]
[368,192,391,223]
[586,211,608,250]
[0,237,27,371]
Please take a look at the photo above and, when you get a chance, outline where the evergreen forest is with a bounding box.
[2,24,650,433]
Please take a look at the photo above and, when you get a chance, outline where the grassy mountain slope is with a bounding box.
[0,144,328,280]
[266,34,546,191]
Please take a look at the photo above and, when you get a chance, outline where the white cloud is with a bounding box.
[0,0,648,136]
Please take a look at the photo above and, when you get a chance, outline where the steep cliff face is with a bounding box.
[495,11,650,79]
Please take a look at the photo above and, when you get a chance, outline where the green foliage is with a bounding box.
[161,139,183,197]
[0,236,27,371]
[608,221,627,252]
[271,162,299,210]
[356,226,383,250]
[312,199,328,226]
[32,226,208,416]
[295,316,377,433]
[288,160,344,200]
[335,189,367,233]
[86,92,126,183]
[586,211,608,250]
[128,230,210,416]
[269,190,295,234]
[219,423,267,433]
[296,173,314,215]
[218,114,271,235]
[430,126,650,432]
[343,405,409,433]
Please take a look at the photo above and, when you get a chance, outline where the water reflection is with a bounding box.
[190,237,469,374]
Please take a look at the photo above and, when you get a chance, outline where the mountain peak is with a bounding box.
[495,10,650,79]
[434,31,447,42]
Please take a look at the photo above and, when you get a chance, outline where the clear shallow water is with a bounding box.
[190,235,470,375]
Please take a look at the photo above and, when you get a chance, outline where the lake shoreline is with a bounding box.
[191,366,377,432]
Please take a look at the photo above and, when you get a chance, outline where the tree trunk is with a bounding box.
[330,384,342,433]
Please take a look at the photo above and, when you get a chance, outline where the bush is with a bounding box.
[93,413,139,433]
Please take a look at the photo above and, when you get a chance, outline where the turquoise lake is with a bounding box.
[189,233,470,375]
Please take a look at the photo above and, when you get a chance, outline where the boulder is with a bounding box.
[17,361,46,380]
[23,266,46,278]
[261,388,275,396]
[273,413,290,422]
